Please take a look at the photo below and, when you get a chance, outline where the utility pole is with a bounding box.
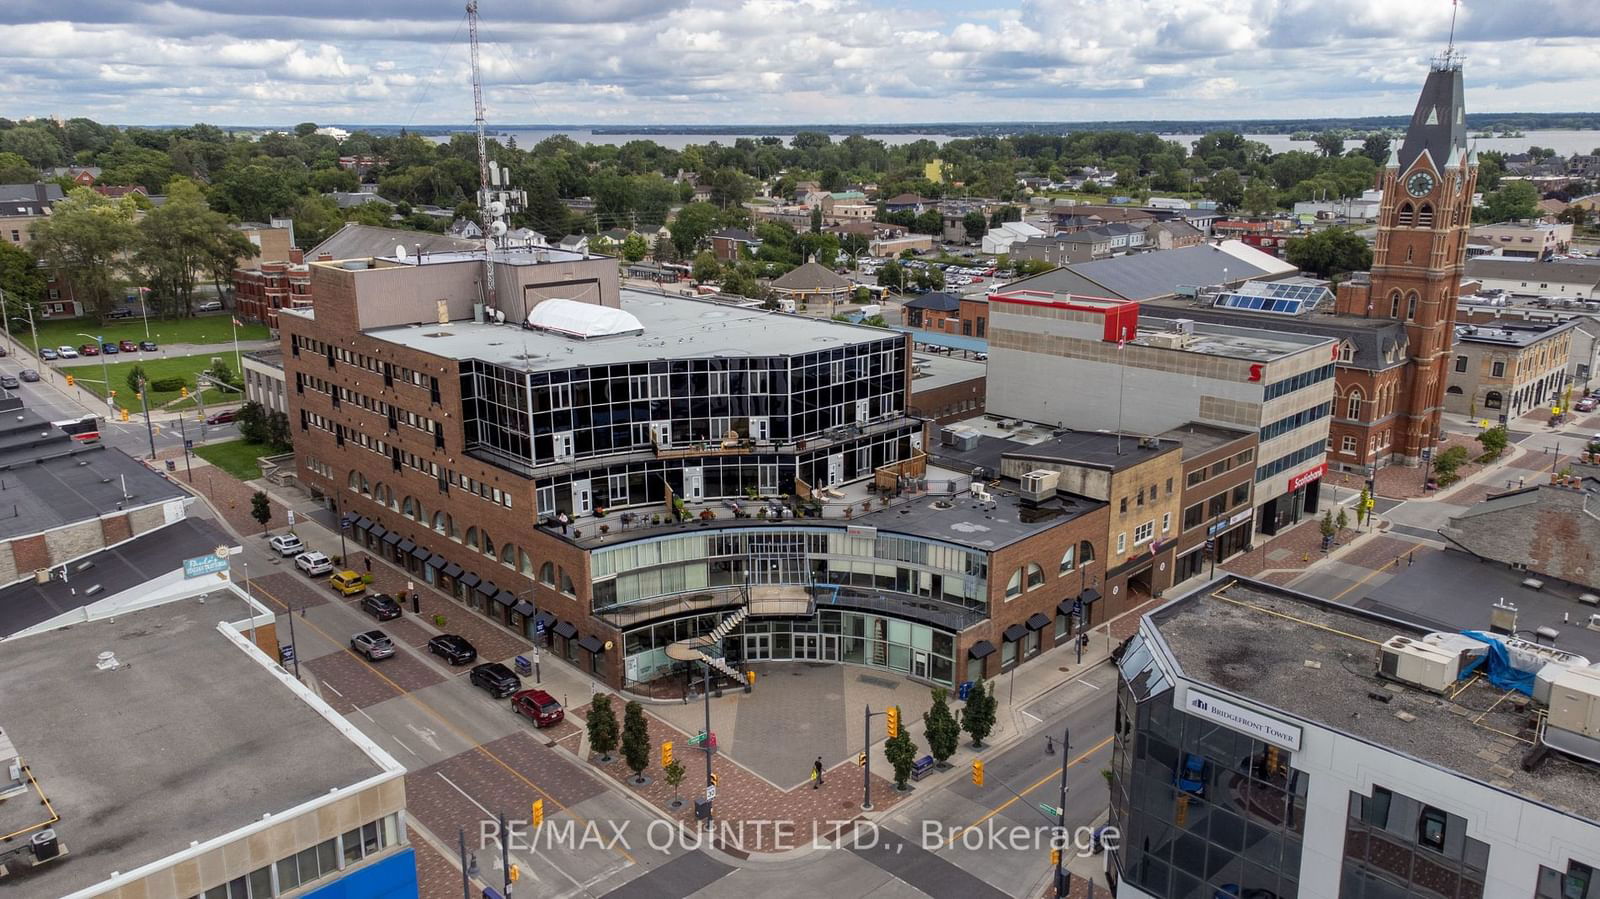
[458,828,470,899]
[139,376,156,460]
[1052,727,1072,898]
[862,704,885,810]
[0,287,13,356]
[702,661,713,828]
[499,810,511,897]
[334,492,349,565]
[176,409,193,482]
[285,594,300,678]
[24,304,39,365]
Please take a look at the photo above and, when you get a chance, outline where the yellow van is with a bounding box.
[329,570,367,596]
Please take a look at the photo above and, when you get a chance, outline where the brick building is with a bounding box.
[908,351,986,425]
[233,251,311,328]
[1157,422,1259,583]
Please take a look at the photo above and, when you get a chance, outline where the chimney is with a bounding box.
[35,182,49,205]
[289,248,304,265]
[318,252,333,262]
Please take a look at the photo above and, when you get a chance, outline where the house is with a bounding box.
[902,292,964,332]
[1146,219,1204,250]
[869,232,935,257]
[1012,231,1112,266]
[1464,257,1600,299]
[882,193,927,215]
[504,227,547,248]
[1469,221,1572,260]
[767,262,853,308]
[447,218,484,240]
[648,224,672,248]
[709,227,760,262]
[0,182,65,249]
[981,220,1045,255]
[326,191,395,210]
[93,185,148,200]
[599,227,633,245]
[47,166,100,187]
[558,234,590,254]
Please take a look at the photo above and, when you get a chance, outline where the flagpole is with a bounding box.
[231,314,242,380]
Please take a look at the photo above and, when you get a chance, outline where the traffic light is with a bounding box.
[1050,848,1061,866]
[856,751,867,768]
[108,389,115,398]
[971,759,984,787]
[710,772,718,787]
[886,705,900,739]
[661,741,673,768]
[531,798,544,828]
[509,864,520,883]
[64,374,74,387]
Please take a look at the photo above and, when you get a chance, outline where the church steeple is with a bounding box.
[1396,61,1467,174]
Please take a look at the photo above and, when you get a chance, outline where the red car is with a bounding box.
[78,343,99,356]
[119,340,137,352]
[205,409,237,425]
[511,689,564,727]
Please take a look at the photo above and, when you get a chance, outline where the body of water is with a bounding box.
[429,128,1600,157]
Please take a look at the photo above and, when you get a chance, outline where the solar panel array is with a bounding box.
[1212,280,1330,316]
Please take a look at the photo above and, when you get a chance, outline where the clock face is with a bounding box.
[1406,172,1435,197]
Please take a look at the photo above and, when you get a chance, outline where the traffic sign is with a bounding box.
[705,785,717,801]
[184,439,194,450]
[279,644,296,664]
[287,510,296,526]
[1038,802,1062,817]
[535,619,546,635]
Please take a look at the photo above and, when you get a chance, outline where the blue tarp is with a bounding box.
[1459,630,1536,696]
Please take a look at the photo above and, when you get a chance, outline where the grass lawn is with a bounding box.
[72,353,241,409]
[18,314,270,351]
[194,439,276,481]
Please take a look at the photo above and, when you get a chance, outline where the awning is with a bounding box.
[968,640,995,659]
[354,517,373,530]
[1057,598,1077,616]
[554,620,579,639]
[410,544,431,561]
[458,571,481,588]
[383,531,402,546]
[1079,587,1102,604]
[476,580,500,599]
[369,524,387,539]
[533,610,557,630]
[492,589,517,608]
[1002,624,1027,643]
[578,635,605,654]
[512,601,536,616]
[1026,612,1051,631]
[426,552,449,568]
[442,562,464,578]
[397,538,416,553]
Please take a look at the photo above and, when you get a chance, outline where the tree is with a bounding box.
[1476,425,1508,460]
[1205,168,1244,211]
[1241,179,1276,216]
[0,241,45,323]
[671,202,720,256]
[923,687,960,768]
[587,694,619,762]
[691,250,721,283]
[28,187,138,322]
[1431,445,1470,486]
[0,126,64,168]
[663,758,686,805]
[620,233,649,262]
[1361,134,1393,165]
[810,206,823,234]
[884,715,918,791]
[1356,488,1370,527]
[286,194,344,249]
[250,491,272,533]
[1313,131,1346,158]
[1336,506,1349,532]
[960,679,997,748]
[876,260,906,292]
[961,210,987,242]
[1478,181,1539,223]
[236,400,270,444]
[207,356,239,388]
[134,178,252,319]
[1320,509,1337,541]
[125,365,148,398]
[265,411,293,451]
[1284,228,1373,279]
[621,700,651,784]
[0,151,37,184]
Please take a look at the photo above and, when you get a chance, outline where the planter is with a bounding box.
[630,774,652,787]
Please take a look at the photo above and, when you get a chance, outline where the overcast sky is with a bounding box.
[2,0,1596,127]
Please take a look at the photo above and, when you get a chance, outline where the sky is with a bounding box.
[1,0,1597,127]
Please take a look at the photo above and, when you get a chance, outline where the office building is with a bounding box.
[1444,319,1576,419]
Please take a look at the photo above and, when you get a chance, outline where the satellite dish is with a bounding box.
[494,309,506,324]
[488,200,506,217]
[395,244,409,262]
[491,220,508,237]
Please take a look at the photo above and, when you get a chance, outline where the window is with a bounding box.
[1001,638,1017,668]
[1339,343,1354,363]
[1346,391,1363,420]
[1417,203,1434,227]
[1418,807,1447,851]
[1023,629,1039,657]
[1059,545,1076,573]
[1025,563,1044,590]
[1119,497,1128,513]
[1389,290,1401,318]
[1454,355,1468,372]
[1231,483,1250,507]
[1182,502,1204,530]
[1406,291,1418,320]
[1078,541,1094,565]
[540,561,555,585]
[1005,568,1023,599]
[560,569,576,595]
[1342,435,1357,453]
[1165,477,1173,495]
[1116,532,1127,554]
[1484,390,1502,409]
[1396,202,1414,227]
[1491,360,1506,378]
[1161,512,1171,533]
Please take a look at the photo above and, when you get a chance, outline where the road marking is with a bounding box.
[943,735,1112,849]
[1019,710,1043,724]
[1328,555,1402,604]
[248,580,636,866]
[407,724,442,752]
[1077,679,1101,690]
[353,706,375,723]
[439,773,591,894]
[322,681,344,697]
[393,737,417,757]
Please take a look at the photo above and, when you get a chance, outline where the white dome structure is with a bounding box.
[525,299,644,339]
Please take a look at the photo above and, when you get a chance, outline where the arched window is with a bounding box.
[431,511,446,533]
[347,471,361,492]
[1483,390,1503,410]
[480,529,495,556]
[1339,342,1354,363]
[1396,202,1414,227]
[1059,545,1076,574]
[1406,291,1419,321]
[1347,390,1363,420]
[559,568,576,595]
[499,542,515,567]
[1446,385,1463,395]
[1417,203,1434,227]
[448,515,461,541]
[1026,563,1045,590]
[1005,568,1023,599]
[464,527,479,551]
[1078,540,1095,565]
[519,549,535,576]
[372,482,387,506]
[539,561,555,585]
[1389,290,1401,318]
[402,496,417,520]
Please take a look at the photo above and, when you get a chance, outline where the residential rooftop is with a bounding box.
[0,594,390,897]
[1151,577,1600,824]
[365,290,901,371]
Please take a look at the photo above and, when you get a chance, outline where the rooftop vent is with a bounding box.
[95,650,120,671]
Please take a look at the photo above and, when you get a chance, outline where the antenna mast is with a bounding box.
[466,1,494,302]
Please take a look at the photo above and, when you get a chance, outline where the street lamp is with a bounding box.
[78,333,113,416]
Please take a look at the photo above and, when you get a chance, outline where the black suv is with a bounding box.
[469,662,522,698]
[360,593,402,621]
[427,633,477,666]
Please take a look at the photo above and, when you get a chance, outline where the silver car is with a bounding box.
[350,630,395,661]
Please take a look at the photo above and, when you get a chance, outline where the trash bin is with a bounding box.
[694,799,712,820]
[514,656,532,676]
[165,460,176,472]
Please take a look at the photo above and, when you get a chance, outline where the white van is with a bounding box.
[857,304,882,318]
[776,298,797,313]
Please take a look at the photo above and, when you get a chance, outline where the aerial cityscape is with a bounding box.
[2,1,1600,898]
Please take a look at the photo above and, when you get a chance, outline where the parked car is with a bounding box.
[469,662,522,698]
[511,689,565,727]
[77,344,98,356]
[360,593,403,621]
[427,633,477,666]
[196,300,223,312]
[138,340,157,352]
[329,569,367,596]
[268,533,305,556]
[1578,397,1598,413]
[295,551,333,576]
[0,375,17,389]
[205,409,237,425]
[118,339,137,352]
[38,348,58,361]
[56,346,78,358]
[350,630,395,661]
[19,369,39,382]
[101,342,119,354]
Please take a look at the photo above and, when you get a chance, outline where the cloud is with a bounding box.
[0,0,1595,126]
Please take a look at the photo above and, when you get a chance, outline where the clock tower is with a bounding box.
[1337,55,1477,465]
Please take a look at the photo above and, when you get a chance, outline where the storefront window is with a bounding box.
[1001,640,1017,668]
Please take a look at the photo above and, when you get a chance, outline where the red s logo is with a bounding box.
[1248,364,1263,382]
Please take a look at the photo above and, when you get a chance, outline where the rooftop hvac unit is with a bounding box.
[1171,318,1195,335]
[1543,666,1600,763]
[1018,469,1060,505]
[1376,635,1467,693]
[1141,331,1192,350]
[940,426,980,452]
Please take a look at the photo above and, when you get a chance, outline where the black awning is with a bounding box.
[397,538,416,553]
[492,589,517,608]
[554,620,579,639]
[1057,598,1077,616]
[368,524,387,539]
[410,544,431,561]
[458,571,481,588]
[1079,587,1102,604]
[354,517,373,530]
[427,553,449,567]
[383,531,402,546]
[477,580,500,598]
[442,562,464,578]
[1026,612,1051,631]
[578,635,605,653]
[968,640,995,659]
[512,600,536,616]
[533,610,557,629]
[1002,624,1027,642]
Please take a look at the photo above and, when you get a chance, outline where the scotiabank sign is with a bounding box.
[1288,462,1327,492]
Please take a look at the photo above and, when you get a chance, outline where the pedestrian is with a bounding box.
[363,555,371,573]
[813,757,824,789]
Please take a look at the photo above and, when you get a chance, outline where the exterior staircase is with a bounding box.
[665,604,749,684]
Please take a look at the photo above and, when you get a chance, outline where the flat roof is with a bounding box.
[367,290,899,371]
[933,416,1179,475]
[1156,422,1255,457]
[1454,319,1577,347]
[1130,319,1331,362]
[1151,577,1600,823]
[0,596,386,896]
[910,352,986,393]
[0,442,189,541]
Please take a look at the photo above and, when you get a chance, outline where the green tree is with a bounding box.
[0,152,37,184]
[671,202,720,256]
[28,187,138,322]
[810,206,823,234]
[691,250,721,283]
[1361,134,1393,165]
[1241,179,1277,216]
[0,241,46,322]
[884,714,918,791]
[97,139,176,192]
[663,758,686,804]
[265,411,293,451]
[134,179,253,319]
[125,364,148,398]
[286,194,344,249]
[922,688,960,768]
[1313,131,1346,158]
[1320,509,1337,540]
[961,210,987,241]
[1478,180,1539,223]
[619,232,649,262]
[587,694,619,762]
[0,126,64,168]
[876,260,906,292]
[1336,506,1349,532]
[1431,445,1471,485]
[1356,488,1370,527]
[1284,228,1373,278]
[1205,168,1245,211]
[209,163,297,222]
[250,490,272,533]
[1476,425,1508,460]
[236,400,270,444]
[960,679,997,748]
[621,700,651,784]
